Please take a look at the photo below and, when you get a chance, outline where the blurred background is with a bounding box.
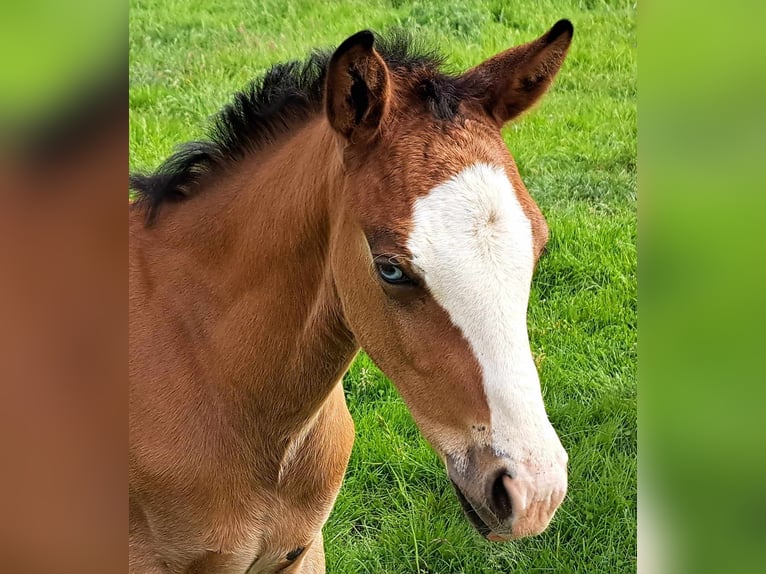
[0,1,125,574]
[640,1,766,573]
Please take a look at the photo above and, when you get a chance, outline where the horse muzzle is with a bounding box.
[447,445,567,541]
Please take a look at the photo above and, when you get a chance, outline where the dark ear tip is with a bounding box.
[548,19,574,42]
[356,30,376,47]
[335,30,376,57]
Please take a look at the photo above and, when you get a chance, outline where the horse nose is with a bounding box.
[447,444,567,541]
[488,473,568,540]
[488,471,513,522]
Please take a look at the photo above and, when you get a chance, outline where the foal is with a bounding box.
[130,21,573,573]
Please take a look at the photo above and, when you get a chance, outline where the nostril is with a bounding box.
[489,472,513,521]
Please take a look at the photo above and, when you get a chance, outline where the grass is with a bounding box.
[130,1,636,572]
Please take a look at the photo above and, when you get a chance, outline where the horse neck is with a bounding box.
[141,117,358,459]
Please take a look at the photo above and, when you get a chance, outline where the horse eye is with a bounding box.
[377,262,408,284]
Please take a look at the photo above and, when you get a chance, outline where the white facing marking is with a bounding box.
[406,163,564,478]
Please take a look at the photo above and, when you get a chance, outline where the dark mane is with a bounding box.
[130,31,461,224]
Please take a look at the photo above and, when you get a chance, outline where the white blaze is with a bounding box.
[406,163,564,478]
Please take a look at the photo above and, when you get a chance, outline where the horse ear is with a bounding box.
[458,19,573,127]
[325,30,391,142]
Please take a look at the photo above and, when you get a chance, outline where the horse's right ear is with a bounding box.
[325,30,391,142]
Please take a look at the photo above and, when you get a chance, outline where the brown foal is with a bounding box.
[130,21,573,573]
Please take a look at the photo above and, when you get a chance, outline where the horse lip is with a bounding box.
[446,450,516,541]
[449,479,512,540]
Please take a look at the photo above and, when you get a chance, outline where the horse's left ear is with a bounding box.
[458,19,574,127]
[325,30,391,142]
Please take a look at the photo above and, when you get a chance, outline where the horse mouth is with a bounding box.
[450,480,493,539]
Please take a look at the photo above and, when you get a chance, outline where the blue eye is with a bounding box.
[377,262,409,284]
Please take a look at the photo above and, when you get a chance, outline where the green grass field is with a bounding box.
[130,0,636,572]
